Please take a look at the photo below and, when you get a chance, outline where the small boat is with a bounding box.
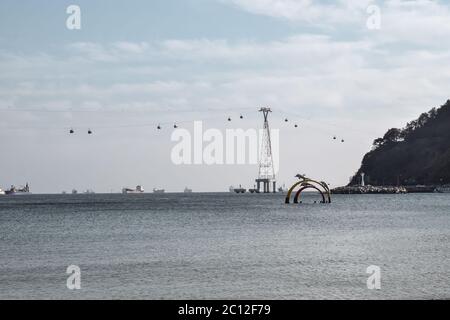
[0,188,5,195]
[278,184,288,193]
[184,187,192,193]
[233,185,246,194]
[153,188,165,194]
[122,185,144,194]
[71,189,78,194]
[248,184,259,193]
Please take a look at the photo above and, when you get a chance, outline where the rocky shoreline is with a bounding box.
[331,185,448,194]
[332,186,407,194]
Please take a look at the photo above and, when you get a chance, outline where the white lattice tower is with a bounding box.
[258,107,275,180]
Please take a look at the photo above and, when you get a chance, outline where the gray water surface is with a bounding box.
[0,193,449,299]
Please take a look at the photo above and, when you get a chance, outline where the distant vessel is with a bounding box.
[153,188,165,194]
[5,183,31,195]
[72,189,78,194]
[184,187,192,193]
[0,188,5,195]
[84,189,95,194]
[405,185,436,193]
[248,184,259,194]
[436,185,450,193]
[229,186,235,193]
[233,185,246,194]
[278,184,288,193]
[122,185,144,194]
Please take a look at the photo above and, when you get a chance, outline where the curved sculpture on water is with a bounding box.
[285,174,331,204]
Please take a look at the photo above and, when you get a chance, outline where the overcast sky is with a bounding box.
[1,0,450,193]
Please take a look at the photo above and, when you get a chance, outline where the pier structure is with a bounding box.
[256,107,276,193]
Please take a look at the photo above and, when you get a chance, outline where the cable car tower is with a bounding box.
[256,107,277,193]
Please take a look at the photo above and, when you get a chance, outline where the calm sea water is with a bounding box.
[0,192,449,300]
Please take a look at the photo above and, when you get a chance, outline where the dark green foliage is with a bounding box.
[350,100,450,186]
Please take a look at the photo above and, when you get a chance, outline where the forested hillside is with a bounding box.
[350,100,450,186]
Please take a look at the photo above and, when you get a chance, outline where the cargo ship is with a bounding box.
[5,183,31,195]
[184,187,192,193]
[122,185,144,194]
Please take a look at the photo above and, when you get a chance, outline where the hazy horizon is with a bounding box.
[1,0,450,193]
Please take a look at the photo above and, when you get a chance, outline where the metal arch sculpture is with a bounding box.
[293,185,325,203]
[285,174,331,204]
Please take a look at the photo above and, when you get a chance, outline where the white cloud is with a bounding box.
[68,42,119,62]
[113,42,149,54]
[1,31,449,120]
[378,0,450,47]
[221,0,450,49]
[221,0,372,24]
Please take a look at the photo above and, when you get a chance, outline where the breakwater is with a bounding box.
[332,186,407,194]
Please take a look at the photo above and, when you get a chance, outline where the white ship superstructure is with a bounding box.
[122,185,144,194]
